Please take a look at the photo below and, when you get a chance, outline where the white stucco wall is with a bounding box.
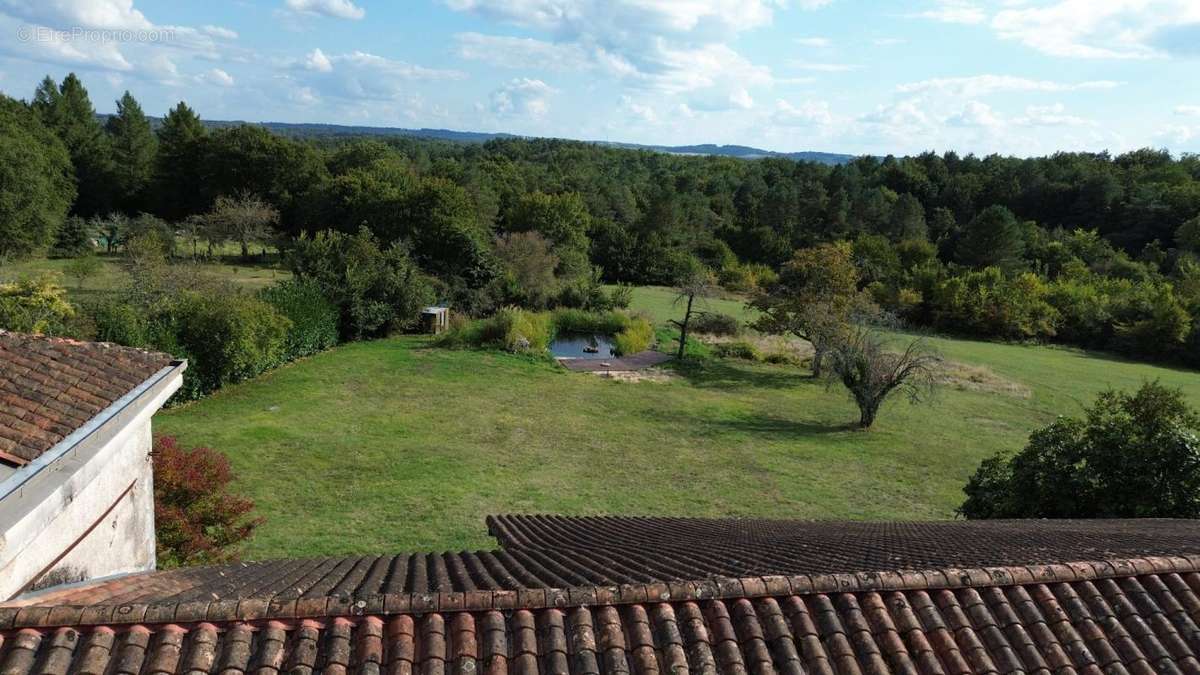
[0,366,182,600]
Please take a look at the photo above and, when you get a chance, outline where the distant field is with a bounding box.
[611,285,758,324]
[1,255,291,300]
[156,289,1200,558]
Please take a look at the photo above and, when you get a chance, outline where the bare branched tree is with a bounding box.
[671,265,716,360]
[825,318,941,428]
[205,193,279,260]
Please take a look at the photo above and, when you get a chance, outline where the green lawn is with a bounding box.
[156,303,1200,558]
[613,285,758,324]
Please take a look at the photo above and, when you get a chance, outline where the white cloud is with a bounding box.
[916,0,987,25]
[303,47,333,72]
[454,32,593,70]
[445,0,789,114]
[790,61,859,72]
[282,0,364,20]
[290,49,465,103]
[991,0,1200,59]
[199,67,234,86]
[1177,105,1200,117]
[619,95,657,122]
[201,24,238,39]
[489,77,555,118]
[1014,103,1096,127]
[794,37,830,47]
[945,100,1005,130]
[897,75,1121,97]
[0,0,152,30]
[443,0,790,39]
[773,99,833,126]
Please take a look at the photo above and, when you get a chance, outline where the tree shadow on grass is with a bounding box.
[642,408,855,440]
[668,359,813,391]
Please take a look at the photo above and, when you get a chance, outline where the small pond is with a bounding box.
[550,333,617,359]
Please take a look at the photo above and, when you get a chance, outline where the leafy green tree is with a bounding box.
[201,124,328,230]
[106,91,157,212]
[961,381,1200,518]
[1178,215,1200,255]
[504,191,592,280]
[288,228,434,340]
[52,216,93,257]
[154,101,208,220]
[751,241,866,377]
[493,231,559,308]
[0,95,75,258]
[955,205,1026,270]
[65,254,102,289]
[32,73,115,216]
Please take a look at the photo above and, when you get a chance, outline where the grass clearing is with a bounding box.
[1,255,291,301]
[156,317,1200,558]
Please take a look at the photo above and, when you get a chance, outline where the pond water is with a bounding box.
[550,333,617,359]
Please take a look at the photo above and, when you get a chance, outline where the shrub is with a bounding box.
[690,312,741,336]
[152,435,260,568]
[260,278,339,360]
[89,299,150,346]
[552,308,628,335]
[712,340,762,360]
[52,216,94,258]
[0,276,74,334]
[960,381,1200,519]
[471,307,553,353]
[607,284,633,309]
[172,291,291,396]
[289,228,434,340]
[613,315,654,355]
[763,351,803,366]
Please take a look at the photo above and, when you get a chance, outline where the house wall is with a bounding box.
[0,367,182,600]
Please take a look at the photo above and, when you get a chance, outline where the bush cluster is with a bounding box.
[260,278,339,361]
[689,312,742,336]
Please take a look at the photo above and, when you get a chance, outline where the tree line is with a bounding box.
[2,72,1200,366]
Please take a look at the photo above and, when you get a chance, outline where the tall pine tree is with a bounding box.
[154,101,208,220]
[32,73,115,217]
[106,91,157,212]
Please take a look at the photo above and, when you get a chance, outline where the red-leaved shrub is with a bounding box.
[152,436,261,568]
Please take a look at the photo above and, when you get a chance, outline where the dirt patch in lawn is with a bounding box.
[937,361,1031,398]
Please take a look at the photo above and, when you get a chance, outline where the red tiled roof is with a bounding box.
[0,331,174,465]
[5,518,1200,673]
[5,562,1200,675]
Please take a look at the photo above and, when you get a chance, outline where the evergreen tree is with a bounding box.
[154,101,208,219]
[0,95,75,258]
[955,205,1026,271]
[33,73,114,217]
[106,91,157,212]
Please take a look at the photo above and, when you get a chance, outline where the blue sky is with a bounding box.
[1,0,1198,156]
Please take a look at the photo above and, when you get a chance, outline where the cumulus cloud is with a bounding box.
[773,99,833,126]
[454,32,594,70]
[282,0,364,20]
[489,77,555,118]
[991,0,1200,59]
[291,49,465,102]
[199,67,234,86]
[619,95,658,123]
[1014,103,1096,127]
[445,0,801,115]
[897,75,1121,97]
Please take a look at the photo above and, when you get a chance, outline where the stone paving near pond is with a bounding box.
[556,350,671,372]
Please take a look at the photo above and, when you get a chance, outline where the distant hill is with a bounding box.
[101,114,857,165]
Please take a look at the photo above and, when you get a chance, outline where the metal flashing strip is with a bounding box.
[0,361,186,501]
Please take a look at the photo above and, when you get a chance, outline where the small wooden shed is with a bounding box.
[421,306,450,334]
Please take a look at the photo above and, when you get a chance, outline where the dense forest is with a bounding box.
[3,72,1200,368]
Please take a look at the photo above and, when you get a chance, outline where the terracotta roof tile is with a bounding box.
[0,331,174,464]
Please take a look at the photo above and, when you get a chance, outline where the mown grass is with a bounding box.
[156,289,1200,558]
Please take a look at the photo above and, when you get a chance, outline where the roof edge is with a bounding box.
[4,553,1198,631]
